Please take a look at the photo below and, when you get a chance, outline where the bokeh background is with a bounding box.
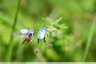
[0,0,96,62]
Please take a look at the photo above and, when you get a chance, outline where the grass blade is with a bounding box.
[5,0,21,62]
[83,17,96,61]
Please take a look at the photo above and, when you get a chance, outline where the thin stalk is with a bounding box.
[83,17,96,61]
[5,0,21,62]
[16,44,24,61]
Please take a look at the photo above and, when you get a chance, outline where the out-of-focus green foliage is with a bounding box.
[0,0,96,62]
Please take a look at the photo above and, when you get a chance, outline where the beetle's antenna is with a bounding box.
[27,27,30,30]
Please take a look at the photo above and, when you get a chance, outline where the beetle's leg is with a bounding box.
[22,39,26,44]
[44,37,46,43]
[37,39,40,43]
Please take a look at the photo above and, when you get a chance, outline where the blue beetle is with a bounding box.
[37,26,47,43]
[22,30,34,44]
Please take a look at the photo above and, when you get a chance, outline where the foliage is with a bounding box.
[0,0,96,62]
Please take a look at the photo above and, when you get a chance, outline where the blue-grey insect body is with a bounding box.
[37,26,47,43]
[22,29,34,44]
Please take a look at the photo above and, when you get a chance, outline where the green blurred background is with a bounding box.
[0,0,96,62]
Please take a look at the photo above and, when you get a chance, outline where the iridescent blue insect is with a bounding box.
[37,26,47,43]
[21,29,34,44]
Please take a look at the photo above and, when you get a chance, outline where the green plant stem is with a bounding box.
[16,44,24,61]
[83,17,96,61]
[5,0,21,62]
